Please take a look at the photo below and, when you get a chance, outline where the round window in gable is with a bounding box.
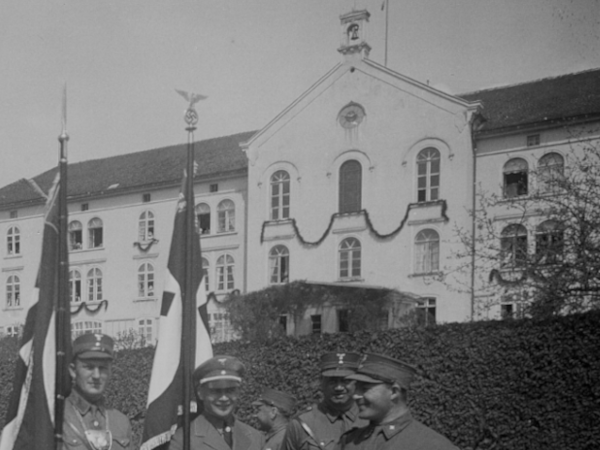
[338,102,365,129]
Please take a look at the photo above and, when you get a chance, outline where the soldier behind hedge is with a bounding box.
[62,333,133,450]
[281,352,368,450]
[253,387,296,450]
[169,355,264,450]
[339,353,458,450]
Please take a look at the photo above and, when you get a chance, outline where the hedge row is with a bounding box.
[1,311,599,450]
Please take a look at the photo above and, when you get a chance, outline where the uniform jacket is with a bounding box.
[338,411,458,450]
[281,403,367,450]
[169,414,265,450]
[263,424,287,450]
[62,389,132,450]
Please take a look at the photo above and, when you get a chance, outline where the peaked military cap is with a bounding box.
[252,387,296,414]
[193,355,245,386]
[347,353,416,388]
[320,351,361,377]
[73,333,114,360]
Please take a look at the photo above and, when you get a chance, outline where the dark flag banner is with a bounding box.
[0,174,71,450]
[141,168,213,450]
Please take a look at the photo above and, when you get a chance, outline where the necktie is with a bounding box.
[223,424,233,448]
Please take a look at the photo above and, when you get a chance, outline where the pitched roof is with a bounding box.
[0,131,255,210]
[460,68,600,133]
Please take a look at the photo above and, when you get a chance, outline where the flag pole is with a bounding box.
[54,85,70,448]
[182,99,199,450]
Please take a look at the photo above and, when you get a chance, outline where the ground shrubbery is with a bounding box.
[1,311,599,450]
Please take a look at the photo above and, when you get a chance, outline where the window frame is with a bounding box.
[503,158,529,198]
[196,203,211,235]
[86,267,103,302]
[339,160,362,214]
[138,211,155,242]
[6,275,21,308]
[7,227,20,256]
[538,152,564,193]
[216,254,235,291]
[416,147,441,203]
[535,220,564,265]
[270,170,291,220]
[69,269,82,304]
[414,229,440,274]
[501,224,528,267]
[87,218,104,249]
[217,200,235,233]
[69,221,83,251]
[137,262,155,299]
[269,245,290,285]
[416,297,437,326]
[339,237,362,280]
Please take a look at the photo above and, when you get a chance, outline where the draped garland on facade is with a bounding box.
[70,299,108,315]
[488,268,547,286]
[260,199,449,245]
[207,289,240,304]
[133,238,160,252]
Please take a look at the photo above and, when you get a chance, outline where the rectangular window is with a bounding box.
[198,212,211,235]
[210,184,219,193]
[89,228,103,248]
[81,203,89,211]
[9,210,17,219]
[527,134,540,147]
[138,319,153,344]
[142,193,151,203]
[416,297,436,326]
[311,314,322,334]
[338,309,349,332]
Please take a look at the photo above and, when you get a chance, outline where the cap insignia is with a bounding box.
[94,334,103,342]
[221,370,226,375]
[218,358,227,366]
[337,353,346,365]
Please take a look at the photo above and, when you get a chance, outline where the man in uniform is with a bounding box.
[169,355,264,450]
[253,388,296,450]
[62,333,132,450]
[281,352,368,450]
[340,353,459,450]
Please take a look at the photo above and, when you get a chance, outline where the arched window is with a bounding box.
[269,245,289,284]
[138,211,155,242]
[339,160,362,213]
[339,237,361,279]
[415,229,440,274]
[270,171,290,220]
[138,263,155,298]
[7,227,20,255]
[88,218,103,248]
[501,224,528,267]
[503,158,528,198]
[6,275,20,308]
[87,268,103,302]
[417,148,440,202]
[216,254,235,291]
[69,221,83,250]
[535,220,564,264]
[201,257,210,292]
[217,200,235,233]
[69,269,82,303]
[538,153,564,192]
[196,203,211,235]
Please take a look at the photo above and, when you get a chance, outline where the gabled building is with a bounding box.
[1,8,599,339]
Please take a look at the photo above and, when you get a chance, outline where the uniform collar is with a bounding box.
[70,388,105,416]
[373,411,413,440]
[320,401,359,423]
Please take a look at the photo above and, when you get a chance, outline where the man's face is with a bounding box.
[197,380,240,421]
[353,381,394,424]
[321,376,356,410]
[69,358,112,403]
[253,402,274,431]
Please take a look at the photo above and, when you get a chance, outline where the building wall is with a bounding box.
[0,174,247,343]
[245,61,477,330]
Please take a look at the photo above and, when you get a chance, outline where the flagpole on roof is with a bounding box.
[383,0,390,67]
[54,83,71,449]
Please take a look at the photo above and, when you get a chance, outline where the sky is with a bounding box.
[1,0,599,187]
